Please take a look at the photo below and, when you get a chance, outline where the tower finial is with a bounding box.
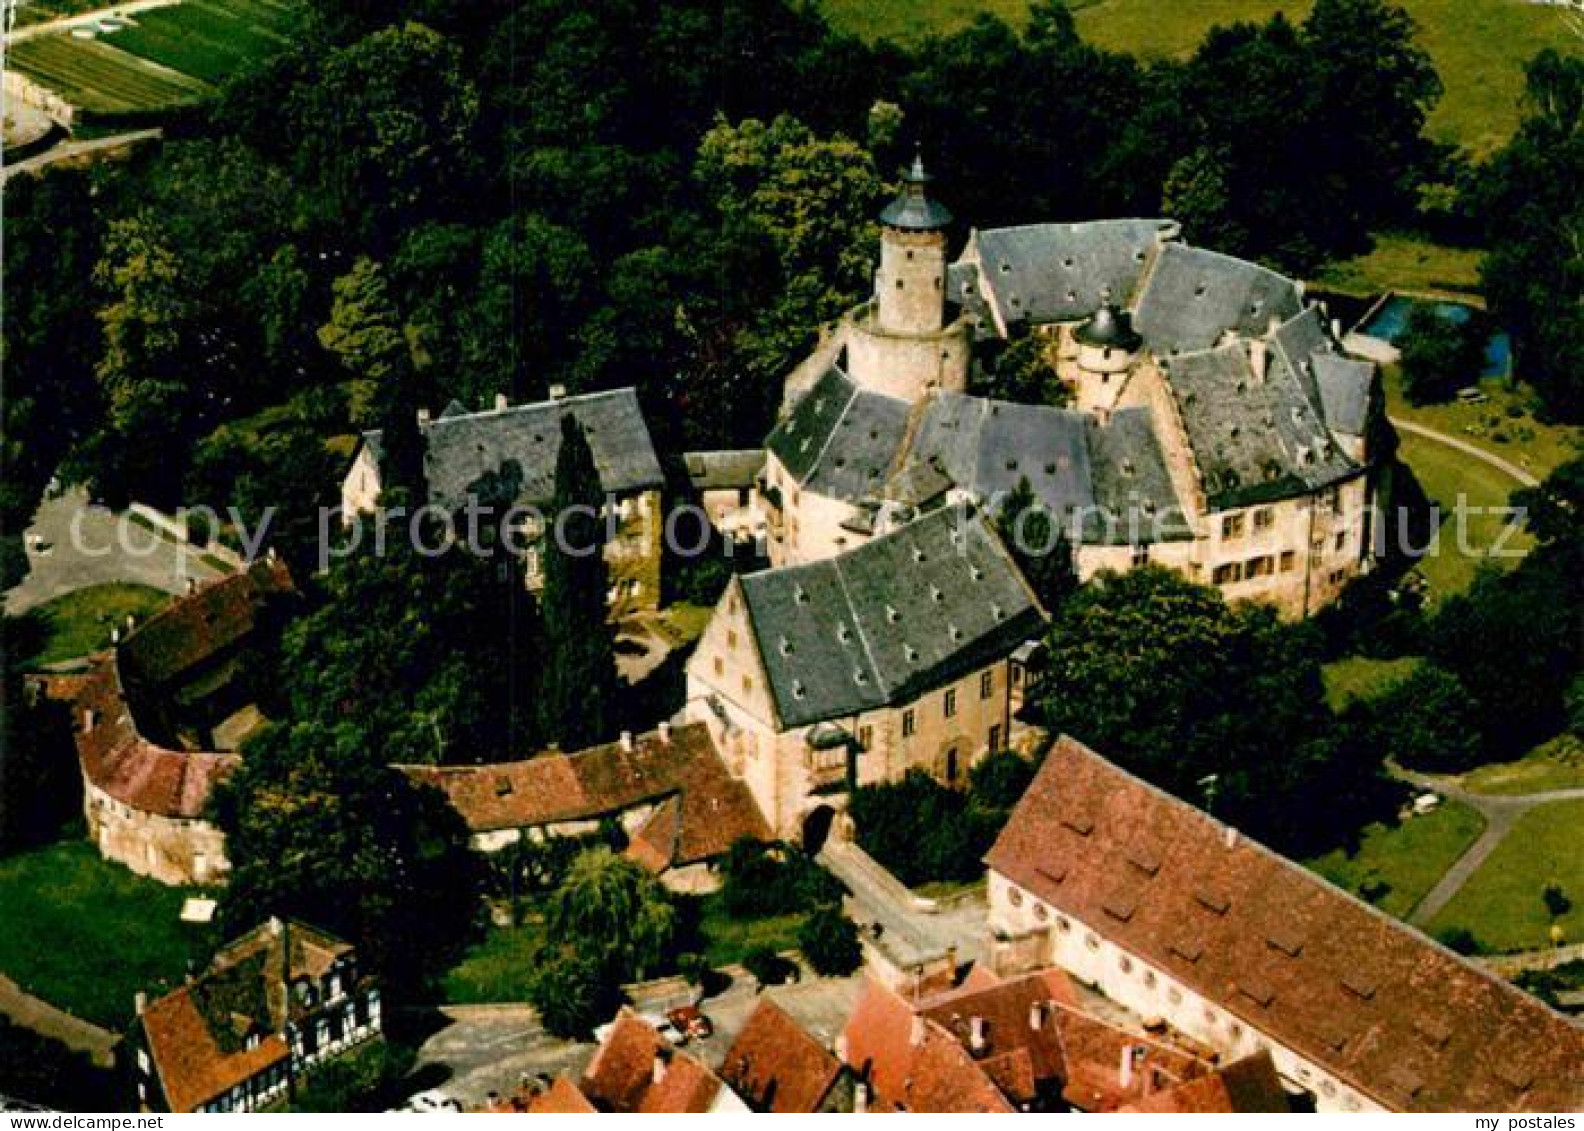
[880,148,951,231]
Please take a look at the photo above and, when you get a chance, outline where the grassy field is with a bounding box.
[1315,233,1485,298]
[1397,431,1533,601]
[20,582,171,668]
[1429,798,1584,952]
[1307,799,1485,920]
[1458,734,1584,797]
[821,0,1583,154]
[9,0,297,115]
[1322,655,1422,711]
[1384,367,1582,482]
[12,0,116,26]
[0,840,209,1027]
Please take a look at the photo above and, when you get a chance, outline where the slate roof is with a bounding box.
[1133,243,1303,355]
[141,919,357,1113]
[765,368,909,503]
[879,154,953,232]
[1162,342,1359,509]
[719,998,845,1113]
[683,449,765,492]
[985,736,1584,1113]
[735,505,1046,728]
[973,220,1176,329]
[363,388,663,511]
[1313,353,1376,438]
[404,723,768,866]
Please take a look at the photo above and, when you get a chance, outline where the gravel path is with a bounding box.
[1389,416,1541,488]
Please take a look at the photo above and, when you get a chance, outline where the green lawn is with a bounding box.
[1307,799,1485,920]
[0,840,209,1028]
[822,0,1582,155]
[1322,655,1423,711]
[107,0,294,86]
[653,603,715,650]
[1458,734,1584,797]
[697,900,806,968]
[1429,799,1584,952]
[8,35,212,114]
[1397,430,1533,601]
[20,582,171,668]
[1384,366,1582,482]
[1315,233,1485,298]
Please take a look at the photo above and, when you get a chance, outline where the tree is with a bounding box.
[849,770,996,886]
[535,417,618,748]
[1479,50,1584,420]
[1357,665,1482,772]
[994,478,1078,613]
[797,906,862,976]
[0,628,78,856]
[543,847,676,983]
[528,947,621,1040]
[1038,567,1390,854]
[212,720,483,994]
[1398,304,1485,404]
[718,838,842,919]
[968,749,1036,812]
[319,257,413,427]
[974,332,1068,407]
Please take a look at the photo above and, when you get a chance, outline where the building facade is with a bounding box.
[685,504,1045,842]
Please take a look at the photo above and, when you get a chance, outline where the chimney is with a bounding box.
[1223,826,1239,849]
[620,730,634,751]
[185,576,197,595]
[1028,1002,1045,1031]
[909,1014,926,1048]
[1332,317,1344,341]
[652,1050,668,1086]
[548,384,567,402]
[658,721,672,744]
[134,991,147,1016]
[495,392,510,411]
[854,1081,869,1115]
[416,407,432,426]
[83,708,96,732]
[969,1016,987,1053]
[1248,338,1268,385]
[1120,1045,1139,1090]
[834,1033,849,1063]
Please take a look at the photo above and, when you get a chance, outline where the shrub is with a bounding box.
[1361,665,1483,773]
[528,947,620,1040]
[1399,304,1485,405]
[1544,882,1573,920]
[797,906,862,976]
[291,1040,416,1113]
[742,945,792,987]
[718,839,843,919]
[968,749,1036,811]
[1435,926,1484,956]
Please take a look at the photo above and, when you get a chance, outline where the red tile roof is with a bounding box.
[580,1009,726,1113]
[483,1075,597,1113]
[841,979,1015,1113]
[407,723,769,869]
[985,736,1584,1112]
[119,559,295,688]
[719,998,843,1112]
[1123,1051,1290,1113]
[141,988,289,1113]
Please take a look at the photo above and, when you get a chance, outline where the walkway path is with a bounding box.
[5,0,180,44]
[819,840,987,970]
[1389,416,1541,488]
[1393,762,1584,926]
[0,975,117,1068]
[0,128,161,183]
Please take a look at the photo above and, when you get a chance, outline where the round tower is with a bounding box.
[875,152,953,335]
[845,152,970,403]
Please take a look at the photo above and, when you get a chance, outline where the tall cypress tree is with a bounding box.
[536,415,618,748]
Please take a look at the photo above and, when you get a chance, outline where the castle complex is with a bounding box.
[761,158,1384,619]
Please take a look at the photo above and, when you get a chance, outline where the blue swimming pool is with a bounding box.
[1358,295,1512,379]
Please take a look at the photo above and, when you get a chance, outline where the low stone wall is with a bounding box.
[1476,942,1584,978]
[3,71,75,128]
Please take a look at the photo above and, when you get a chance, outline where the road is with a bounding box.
[1394,763,1584,925]
[1388,416,1541,488]
[5,0,180,43]
[0,975,117,1068]
[1,129,162,183]
[410,971,861,1109]
[820,839,988,971]
[4,487,220,615]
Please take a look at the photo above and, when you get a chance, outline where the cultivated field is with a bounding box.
[822,0,1584,154]
[6,0,297,116]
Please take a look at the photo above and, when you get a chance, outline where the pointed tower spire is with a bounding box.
[879,147,953,232]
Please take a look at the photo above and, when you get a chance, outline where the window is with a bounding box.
[713,656,724,677]
[1221,514,1245,539]
[989,724,1003,753]
[1132,543,1150,568]
[943,689,957,718]
[902,709,916,737]
[741,675,754,694]
[1085,933,1100,952]
[1245,555,1274,579]
[1334,531,1347,552]
[1034,903,1048,922]
[1056,915,1071,933]
[858,725,873,751]
[1168,988,1183,1005]
[1118,955,1133,973]
[727,629,738,650]
[980,670,995,699]
[1212,562,1243,585]
[1280,550,1297,572]
[1253,507,1274,531]
[1008,887,1023,907]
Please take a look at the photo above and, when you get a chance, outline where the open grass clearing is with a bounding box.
[1306,798,1485,921]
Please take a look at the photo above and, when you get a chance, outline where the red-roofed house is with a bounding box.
[580,1009,747,1113]
[985,735,1584,1112]
[133,918,380,1113]
[718,998,854,1112]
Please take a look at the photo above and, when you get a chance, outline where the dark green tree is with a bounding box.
[528,947,621,1039]
[543,846,676,983]
[995,478,1078,612]
[1398,304,1485,404]
[535,417,618,748]
[797,905,862,976]
[1356,665,1482,773]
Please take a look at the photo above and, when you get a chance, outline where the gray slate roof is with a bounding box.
[737,505,1046,728]
[1312,354,1376,438]
[684,450,765,491]
[1133,243,1303,355]
[766,368,911,503]
[365,388,664,510]
[975,220,1176,328]
[1163,342,1359,509]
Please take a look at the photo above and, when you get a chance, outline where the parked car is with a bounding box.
[666,1005,713,1041]
[397,1090,461,1113]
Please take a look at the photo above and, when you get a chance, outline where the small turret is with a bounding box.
[875,150,952,338]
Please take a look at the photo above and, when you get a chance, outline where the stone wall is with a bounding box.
[83,776,228,887]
